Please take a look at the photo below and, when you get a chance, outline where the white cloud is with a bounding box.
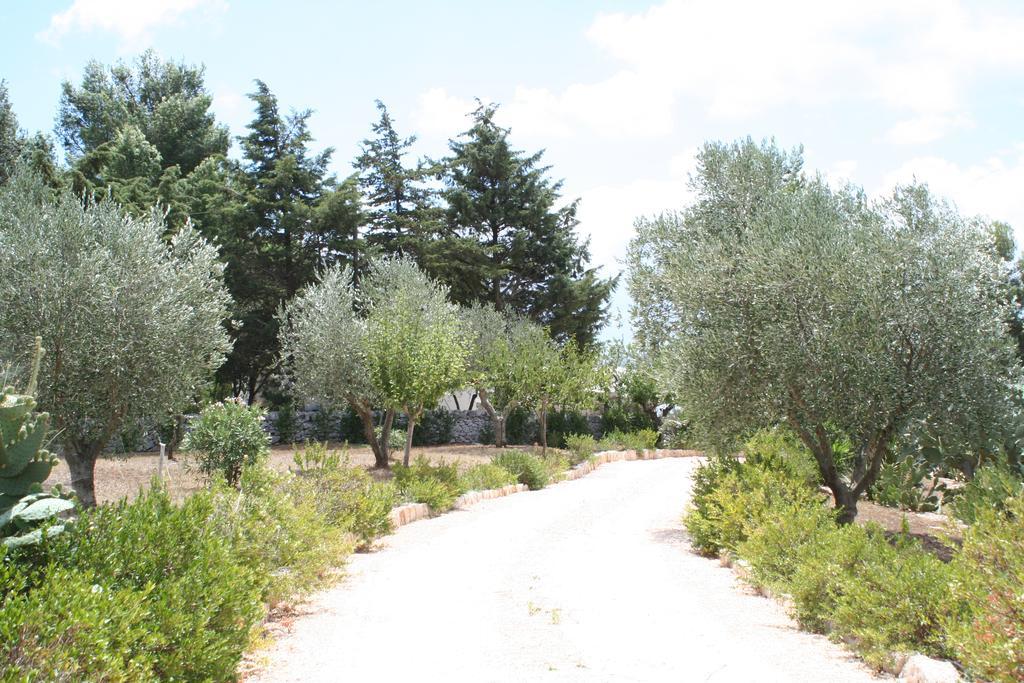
[885,114,974,145]
[38,0,226,49]
[412,87,476,139]
[574,147,697,279]
[880,145,1024,233]
[415,1,1024,144]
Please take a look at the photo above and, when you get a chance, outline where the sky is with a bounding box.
[2,0,1024,340]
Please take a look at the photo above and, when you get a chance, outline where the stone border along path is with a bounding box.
[248,452,884,682]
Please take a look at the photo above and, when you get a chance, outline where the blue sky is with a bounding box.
[3,0,1024,339]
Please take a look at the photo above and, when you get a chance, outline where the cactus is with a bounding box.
[0,338,74,547]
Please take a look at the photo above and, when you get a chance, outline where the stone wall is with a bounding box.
[110,405,604,452]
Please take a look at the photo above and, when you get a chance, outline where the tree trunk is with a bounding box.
[65,444,98,508]
[477,389,505,448]
[404,414,416,467]
[352,399,392,469]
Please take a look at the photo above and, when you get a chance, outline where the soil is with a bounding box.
[855,499,962,561]
[43,442,531,505]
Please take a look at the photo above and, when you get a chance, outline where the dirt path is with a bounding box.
[249,458,882,682]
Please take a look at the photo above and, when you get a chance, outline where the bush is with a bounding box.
[949,462,1024,524]
[337,407,366,444]
[0,567,158,681]
[684,457,817,557]
[184,399,270,487]
[311,407,338,442]
[546,410,591,449]
[378,426,407,453]
[274,401,298,443]
[867,456,942,512]
[600,429,659,453]
[683,455,743,556]
[600,402,655,435]
[944,494,1024,682]
[738,500,836,590]
[291,442,399,549]
[392,456,464,513]
[564,433,598,465]
[829,532,952,667]
[39,486,264,681]
[504,406,536,445]
[460,463,517,492]
[492,450,549,490]
[787,523,884,633]
[743,427,820,488]
[209,465,353,605]
[410,408,455,446]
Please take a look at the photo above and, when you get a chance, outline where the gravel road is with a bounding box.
[250,457,882,682]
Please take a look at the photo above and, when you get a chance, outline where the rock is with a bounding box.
[899,654,959,683]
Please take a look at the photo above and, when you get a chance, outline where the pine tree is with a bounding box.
[0,81,21,184]
[218,80,358,401]
[438,103,615,346]
[354,100,438,260]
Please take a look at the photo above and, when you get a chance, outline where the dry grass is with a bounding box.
[44,442,536,505]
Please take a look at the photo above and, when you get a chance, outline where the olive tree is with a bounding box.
[278,265,395,468]
[362,257,466,466]
[522,335,603,455]
[463,303,546,448]
[0,168,231,506]
[629,139,1019,523]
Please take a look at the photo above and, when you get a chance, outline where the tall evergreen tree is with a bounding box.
[218,80,357,401]
[57,50,228,173]
[57,51,229,227]
[0,81,20,184]
[354,100,437,260]
[437,103,614,346]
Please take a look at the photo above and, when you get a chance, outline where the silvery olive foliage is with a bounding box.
[628,138,1020,521]
[462,303,546,447]
[278,264,397,468]
[362,257,467,466]
[0,167,231,506]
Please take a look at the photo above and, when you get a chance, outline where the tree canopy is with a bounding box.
[434,103,614,347]
[629,138,1020,522]
[0,167,231,506]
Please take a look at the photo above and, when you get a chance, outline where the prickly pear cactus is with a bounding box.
[0,338,74,547]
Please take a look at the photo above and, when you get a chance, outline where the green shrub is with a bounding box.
[504,406,536,445]
[274,401,298,443]
[564,433,598,465]
[787,523,883,633]
[460,463,517,491]
[377,426,407,453]
[184,399,270,487]
[45,486,264,681]
[743,427,820,488]
[546,410,590,449]
[600,402,655,435]
[684,458,816,557]
[949,462,1024,524]
[209,465,353,604]
[311,407,338,442]
[829,532,952,667]
[0,567,159,681]
[600,429,659,452]
[683,455,743,556]
[392,456,464,513]
[944,494,1024,682]
[337,407,366,443]
[291,443,398,548]
[867,456,942,512]
[410,408,455,446]
[493,450,549,490]
[738,500,836,590]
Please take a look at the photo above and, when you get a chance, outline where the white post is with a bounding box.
[158,442,166,481]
